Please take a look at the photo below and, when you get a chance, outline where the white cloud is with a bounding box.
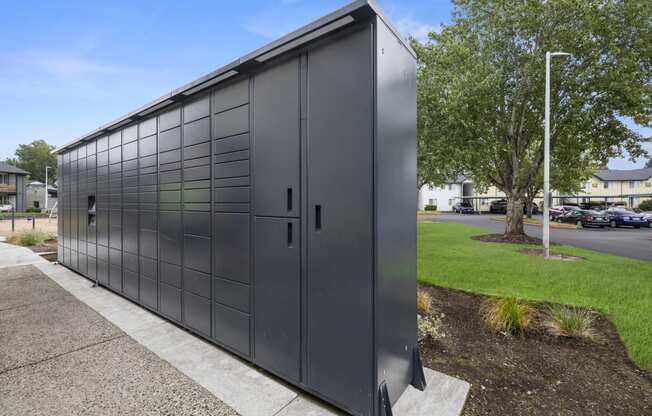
[0,50,156,100]
[395,18,440,43]
[8,50,126,77]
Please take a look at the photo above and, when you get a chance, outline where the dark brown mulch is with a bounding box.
[28,240,57,253]
[28,240,58,262]
[471,233,556,245]
[418,285,652,416]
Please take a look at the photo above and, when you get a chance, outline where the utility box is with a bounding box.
[55,1,421,414]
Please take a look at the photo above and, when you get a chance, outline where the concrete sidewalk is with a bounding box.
[0,241,470,415]
[36,262,470,416]
[0,264,237,416]
[0,240,48,269]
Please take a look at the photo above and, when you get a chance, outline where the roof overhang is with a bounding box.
[54,0,415,154]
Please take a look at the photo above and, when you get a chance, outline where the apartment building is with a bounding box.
[418,168,652,211]
[0,161,29,210]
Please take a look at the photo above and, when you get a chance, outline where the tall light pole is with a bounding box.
[44,166,51,212]
[544,51,571,258]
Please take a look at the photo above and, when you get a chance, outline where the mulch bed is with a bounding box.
[471,233,546,245]
[27,240,58,262]
[418,285,652,416]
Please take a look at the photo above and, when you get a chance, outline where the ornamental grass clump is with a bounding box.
[417,288,432,315]
[482,297,532,336]
[546,305,596,340]
[7,230,55,247]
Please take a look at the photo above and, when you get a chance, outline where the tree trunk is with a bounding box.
[505,196,525,236]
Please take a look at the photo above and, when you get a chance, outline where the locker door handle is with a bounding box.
[315,205,322,230]
[287,222,293,247]
[287,188,293,211]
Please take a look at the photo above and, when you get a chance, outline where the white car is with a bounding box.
[0,204,12,212]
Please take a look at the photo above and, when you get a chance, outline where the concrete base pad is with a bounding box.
[36,262,471,416]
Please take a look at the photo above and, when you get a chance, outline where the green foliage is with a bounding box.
[25,207,42,213]
[414,0,651,234]
[639,199,652,211]
[482,297,532,335]
[12,140,57,184]
[546,305,596,340]
[417,220,652,369]
[0,212,48,219]
[8,230,55,247]
[424,204,438,211]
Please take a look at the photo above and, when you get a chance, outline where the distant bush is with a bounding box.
[417,288,432,315]
[424,205,437,211]
[482,297,532,336]
[639,199,652,211]
[546,305,596,340]
[25,207,42,213]
[7,230,55,247]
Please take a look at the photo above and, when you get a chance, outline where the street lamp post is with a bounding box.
[544,51,571,258]
[44,166,51,212]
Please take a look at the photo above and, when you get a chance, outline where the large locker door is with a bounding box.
[254,217,301,381]
[306,25,374,414]
[253,57,300,217]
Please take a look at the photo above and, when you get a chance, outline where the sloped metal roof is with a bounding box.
[593,168,652,181]
[0,161,29,175]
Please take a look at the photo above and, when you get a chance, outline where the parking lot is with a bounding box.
[432,213,652,262]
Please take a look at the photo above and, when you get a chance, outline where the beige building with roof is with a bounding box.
[419,167,652,211]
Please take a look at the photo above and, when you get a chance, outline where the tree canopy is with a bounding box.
[10,140,57,184]
[414,0,651,235]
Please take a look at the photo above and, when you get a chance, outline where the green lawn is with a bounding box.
[418,220,652,370]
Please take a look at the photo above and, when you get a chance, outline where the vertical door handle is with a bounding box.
[315,205,322,230]
[287,188,293,211]
[287,222,293,247]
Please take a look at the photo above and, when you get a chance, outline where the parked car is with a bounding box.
[631,208,652,228]
[0,204,12,212]
[489,199,538,215]
[556,209,609,228]
[452,201,474,214]
[549,205,580,221]
[604,208,648,229]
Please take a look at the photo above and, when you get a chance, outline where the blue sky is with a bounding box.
[0,0,649,169]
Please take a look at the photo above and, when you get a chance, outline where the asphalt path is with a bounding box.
[432,213,652,262]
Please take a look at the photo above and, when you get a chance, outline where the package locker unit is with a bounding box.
[55,1,423,415]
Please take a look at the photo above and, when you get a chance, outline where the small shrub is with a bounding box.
[639,199,652,211]
[482,297,532,336]
[7,230,55,247]
[424,205,437,211]
[25,207,42,213]
[546,305,596,339]
[417,314,443,341]
[417,289,432,315]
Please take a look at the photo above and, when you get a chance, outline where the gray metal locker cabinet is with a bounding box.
[54,2,421,415]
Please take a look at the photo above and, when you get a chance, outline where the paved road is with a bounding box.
[431,213,652,262]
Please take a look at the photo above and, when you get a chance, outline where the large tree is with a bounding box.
[10,140,57,184]
[415,0,651,236]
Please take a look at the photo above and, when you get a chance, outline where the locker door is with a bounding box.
[253,57,300,218]
[306,25,374,415]
[254,217,300,381]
